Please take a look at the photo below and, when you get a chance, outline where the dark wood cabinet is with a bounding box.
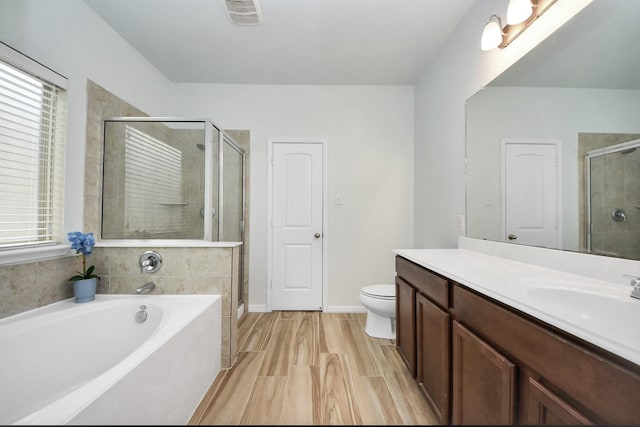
[395,276,416,377]
[416,292,450,424]
[396,256,451,421]
[451,320,516,425]
[524,377,594,425]
[394,254,640,425]
[452,283,640,425]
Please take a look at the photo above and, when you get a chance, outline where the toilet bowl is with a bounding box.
[359,284,396,339]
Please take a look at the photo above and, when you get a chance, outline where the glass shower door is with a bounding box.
[221,134,245,304]
[220,136,244,242]
[586,139,640,259]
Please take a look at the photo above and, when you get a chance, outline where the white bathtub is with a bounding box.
[0,294,221,425]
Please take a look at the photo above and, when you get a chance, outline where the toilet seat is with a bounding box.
[361,284,395,300]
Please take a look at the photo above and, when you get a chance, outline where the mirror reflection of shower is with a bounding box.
[585,139,640,259]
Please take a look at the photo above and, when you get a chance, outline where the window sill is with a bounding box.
[0,244,73,267]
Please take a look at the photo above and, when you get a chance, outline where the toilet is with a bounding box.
[359,284,396,339]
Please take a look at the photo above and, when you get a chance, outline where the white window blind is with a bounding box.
[0,54,66,249]
[124,125,186,235]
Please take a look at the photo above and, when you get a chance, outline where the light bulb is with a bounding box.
[507,0,533,25]
[481,17,503,51]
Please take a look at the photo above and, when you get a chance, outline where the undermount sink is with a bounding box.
[525,286,639,325]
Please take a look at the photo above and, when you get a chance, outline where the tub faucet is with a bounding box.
[136,281,156,295]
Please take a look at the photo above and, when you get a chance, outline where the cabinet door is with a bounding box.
[396,277,416,377]
[452,321,516,425]
[525,378,594,425]
[416,293,451,424]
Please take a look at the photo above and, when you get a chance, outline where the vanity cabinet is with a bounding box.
[451,320,516,425]
[452,284,640,425]
[395,276,416,376]
[524,377,594,425]
[416,292,450,423]
[394,255,640,425]
[396,256,451,423]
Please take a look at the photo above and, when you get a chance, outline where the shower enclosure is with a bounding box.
[585,138,640,259]
[101,118,245,243]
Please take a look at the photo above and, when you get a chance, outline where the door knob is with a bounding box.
[314,233,321,238]
[508,233,517,240]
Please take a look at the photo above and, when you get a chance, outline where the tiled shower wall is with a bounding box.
[84,80,247,368]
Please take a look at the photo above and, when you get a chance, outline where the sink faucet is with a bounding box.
[136,281,156,295]
[624,275,640,299]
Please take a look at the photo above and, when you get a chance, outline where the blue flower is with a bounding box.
[67,231,95,256]
[67,231,100,282]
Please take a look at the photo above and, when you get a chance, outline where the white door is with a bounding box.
[270,142,324,310]
[503,140,561,248]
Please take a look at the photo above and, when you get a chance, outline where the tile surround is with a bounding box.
[92,245,240,367]
[0,255,78,319]
[83,80,245,368]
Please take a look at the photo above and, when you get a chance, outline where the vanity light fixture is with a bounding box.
[481,15,505,51]
[507,0,533,25]
[481,0,558,51]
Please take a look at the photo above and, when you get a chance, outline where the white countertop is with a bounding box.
[394,248,640,367]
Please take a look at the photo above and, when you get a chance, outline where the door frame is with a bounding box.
[500,138,562,248]
[267,137,328,312]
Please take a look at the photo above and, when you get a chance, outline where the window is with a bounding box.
[0,43,67,251]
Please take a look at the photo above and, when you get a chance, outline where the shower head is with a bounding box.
[196,143,205,151]
[621,147,637,155]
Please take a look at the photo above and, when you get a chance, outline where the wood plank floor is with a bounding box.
[190,311,437,425]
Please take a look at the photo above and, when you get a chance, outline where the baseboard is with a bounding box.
[324,305,367,313]
[248,304,268,312]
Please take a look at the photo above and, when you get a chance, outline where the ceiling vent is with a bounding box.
[224,0,263,26]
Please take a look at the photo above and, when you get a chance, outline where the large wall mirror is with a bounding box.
[466,0,640,261]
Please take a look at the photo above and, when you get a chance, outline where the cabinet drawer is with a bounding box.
[396,256,449,308]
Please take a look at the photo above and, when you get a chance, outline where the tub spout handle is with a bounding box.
[139,251,162,273]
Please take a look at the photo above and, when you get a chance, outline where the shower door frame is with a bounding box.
[585,138,640,253]
[102,117,246,243]
[219,132,246,242]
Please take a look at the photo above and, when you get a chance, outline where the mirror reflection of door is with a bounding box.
[503,139,561,248]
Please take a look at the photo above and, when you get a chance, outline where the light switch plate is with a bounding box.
[457,214,465,232]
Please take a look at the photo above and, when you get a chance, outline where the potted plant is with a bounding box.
[68,231,100,303]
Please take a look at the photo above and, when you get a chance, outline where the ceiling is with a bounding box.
[83,0,475,85]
